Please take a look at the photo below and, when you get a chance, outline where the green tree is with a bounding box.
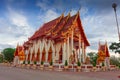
[87,52,98,65]
[110,56,120,67]
[0,54,3,63]
[109,42,120,54]
[1,48,15,63]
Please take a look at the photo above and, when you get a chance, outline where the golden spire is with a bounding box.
[67,9,72,17]
[61,10,65,17]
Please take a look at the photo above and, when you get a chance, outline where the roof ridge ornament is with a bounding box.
[77,7,81,15]
[68,9,72,17]
[61,10,65,17]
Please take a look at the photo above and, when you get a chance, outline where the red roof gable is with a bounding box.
[98,43,110,57]
[77,14,90,46]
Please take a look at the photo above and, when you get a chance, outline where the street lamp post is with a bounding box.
[112,3,120,41]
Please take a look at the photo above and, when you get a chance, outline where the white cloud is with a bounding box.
[38,9,60,23]
[81,7,120,57]
[8,7,35,36]
[0,8,35,50]
[9,11,29,27]
[36,0,49,10]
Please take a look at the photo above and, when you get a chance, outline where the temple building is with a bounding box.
[97,42,110,67]
[14,44,25,65]
[23,11,90,65]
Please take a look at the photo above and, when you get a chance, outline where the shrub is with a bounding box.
[34,61,37,64]
[41,61,44,65]
[92,62,96,67]
[28,61,30,64]
[77,60,81,66]
[49,60,53,66]
[23,61,25,64]
[65,60,68,66]
[102,62,105,67]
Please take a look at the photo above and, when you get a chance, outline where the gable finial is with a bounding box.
[78,5,82,13]
[78,6,81,11]
[105,40,107,45]
[99,40,101,48]
[70,9,72,13]
[67,9,72,17]
[61,10,65,17]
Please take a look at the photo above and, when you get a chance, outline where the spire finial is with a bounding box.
[78,6,81,11]
[67,9,72,17]
[70,9,72,13]
[61,10,65,17]
[99,40,100,46]
[77,5,82,13]
[105,40,107,45]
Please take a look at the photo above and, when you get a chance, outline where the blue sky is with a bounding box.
[0,0,120,56]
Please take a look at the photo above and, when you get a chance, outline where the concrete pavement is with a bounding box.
[0,65,119,80]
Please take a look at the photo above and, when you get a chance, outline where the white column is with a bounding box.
[62,42,66,64]
[82,42,84,63]
[39,40,44,63]
[79,34,81,63]
[34,53,37,60]
[45,40,51,63]
[55,43,61,62]
[30,47,33,64]
[84,46,86,63]
[40,52,42,63]
[30,53,32,64]
[71,30,74,54]
[35,41,39,56]
[45,51,48,62]
[52,51,55,63]
[25,50,28,64]
[51,41,55,63]
[67,37,70,63]
[34,43,37,62]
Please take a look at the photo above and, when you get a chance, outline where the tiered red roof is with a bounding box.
[24,11,90,48]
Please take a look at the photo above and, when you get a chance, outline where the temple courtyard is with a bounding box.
[0,64,119,80]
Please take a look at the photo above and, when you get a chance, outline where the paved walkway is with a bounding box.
[0,65,120,80]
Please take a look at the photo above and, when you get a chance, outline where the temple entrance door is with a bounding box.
[59,47,62,63]
[27,52,30,61]
[36,49,40,62]
[32,52,35,62]
[42,48,46,62]
[48,47,52,62]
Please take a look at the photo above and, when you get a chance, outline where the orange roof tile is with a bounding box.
[36,16,61,38]
[62,14,76,32]
[52,16,68,33]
